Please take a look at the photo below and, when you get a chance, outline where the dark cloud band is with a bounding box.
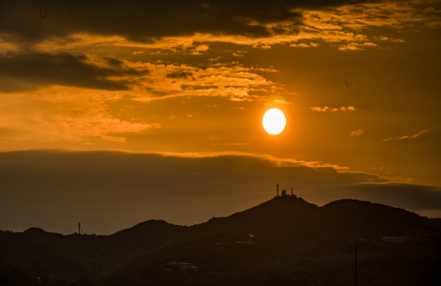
[1,150,439,234]
[0,52,147,92]
[1,0,382,45]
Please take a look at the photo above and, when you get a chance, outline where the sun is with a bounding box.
[262,108,286,135]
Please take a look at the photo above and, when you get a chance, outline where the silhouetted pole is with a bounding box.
[276,184,279,197]
[78,222,81,235]
[355,242,357,286]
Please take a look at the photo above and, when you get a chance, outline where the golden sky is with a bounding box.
[1,0,441,234]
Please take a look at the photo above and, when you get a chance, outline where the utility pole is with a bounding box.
[78,222,81,235]
[355,242,357,286]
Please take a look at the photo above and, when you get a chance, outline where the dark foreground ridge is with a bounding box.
[1,196,441,286]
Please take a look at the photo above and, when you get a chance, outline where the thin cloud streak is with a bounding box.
[383,129,429,141]
[350,129,365,137]
[310,106,356,112]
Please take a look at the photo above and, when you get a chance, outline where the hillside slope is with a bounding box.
[106,197,441,286]
[1,195,440,285]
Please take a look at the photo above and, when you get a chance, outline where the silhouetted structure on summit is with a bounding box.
[78,222,81,235]
[275,184,297,198]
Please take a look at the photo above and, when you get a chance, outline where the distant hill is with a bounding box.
[0,220,189,284]
[314,199,430,238]
[1,196,440,286]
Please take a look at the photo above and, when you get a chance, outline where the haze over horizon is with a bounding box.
[1,0,441,235]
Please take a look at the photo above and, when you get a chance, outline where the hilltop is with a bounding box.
[1,196,440,286]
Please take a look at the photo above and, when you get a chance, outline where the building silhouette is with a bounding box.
[275,185,297,198]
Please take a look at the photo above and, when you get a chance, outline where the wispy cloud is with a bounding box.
[127,62,278,102]
[0,85,161,144]
[290,42,319,48]
[383,130,428,141]
[0,51,280,101]
[310,106,356,112]
[350,129,364,137]
[374,36,405,43]
[339,42,378,51]
[273,99,291,104]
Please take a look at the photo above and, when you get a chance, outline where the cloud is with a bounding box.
[192,44,209,54]
[1,150,439,234]
[166,71,195,80]
[290,42,319,48]
[0,85,161,144]
[310,106,356,112]
[310,107,327,112]
[407,129,428,139]
[126,62,276,101]
[374,36,405,43]
[383,129,428,141]
[339,42,377,51]
[350,129,364,137]
[274,99,291,104]
[0,0,302,44]
[103,57,124,67]
[2,0,438,52]
[0,59,279,147]
[0,51,147,92]
[0,50,278,101]
[424,7,441,13]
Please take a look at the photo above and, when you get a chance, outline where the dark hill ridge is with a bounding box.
[190,196,318,239]
[190,196,432,242]
[316,199,430,238]
[0,221,189,284]
[106,197,441,286]
[1,196,440,285]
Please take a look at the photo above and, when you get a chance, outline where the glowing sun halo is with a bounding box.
[262,108,286,135]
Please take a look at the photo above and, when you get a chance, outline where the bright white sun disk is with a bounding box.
[262,108,286,135]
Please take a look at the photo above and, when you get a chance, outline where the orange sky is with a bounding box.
[1,0,441,234]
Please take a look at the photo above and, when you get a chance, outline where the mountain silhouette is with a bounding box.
[1,196,440,286]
